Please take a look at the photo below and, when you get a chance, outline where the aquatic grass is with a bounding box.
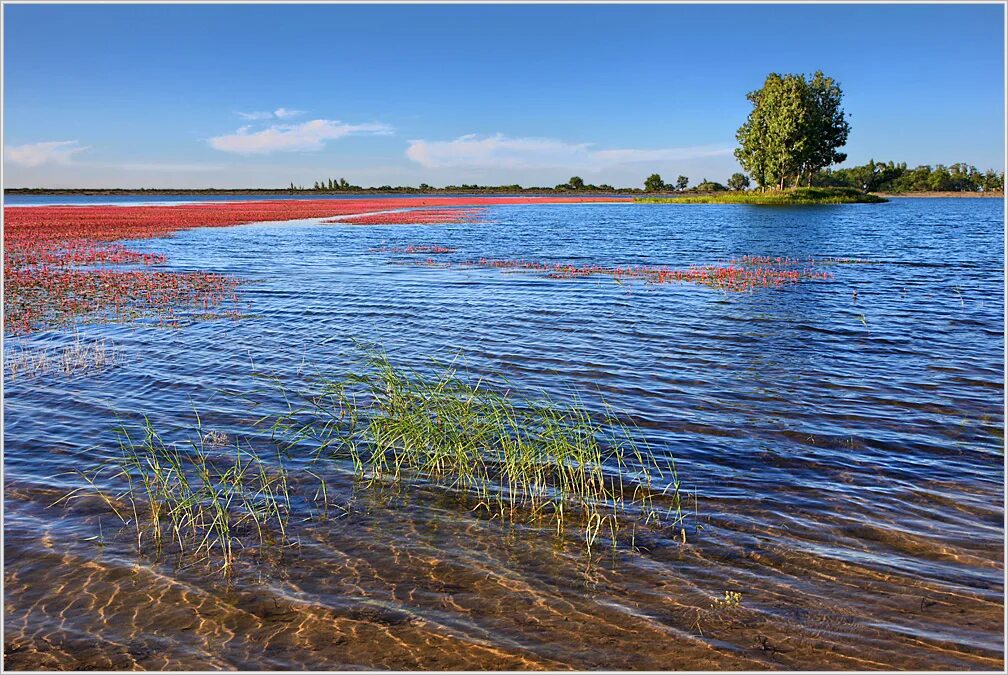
[268,350,687,552]
[55,414,294,573]
[4,335,120,380]
[57,347,689,569]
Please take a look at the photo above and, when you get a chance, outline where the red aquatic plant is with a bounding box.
[4,197,627,335]
[411,257,834,292]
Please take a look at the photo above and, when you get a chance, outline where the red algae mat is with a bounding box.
[3,197,625,240]
[2,197,626,335]
[384,253,841,292]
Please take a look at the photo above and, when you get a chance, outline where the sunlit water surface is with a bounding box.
[4,198,1004,669]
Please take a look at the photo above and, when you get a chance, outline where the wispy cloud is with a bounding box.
[209,119,393,154]
[236,107,306,121]
[236,111,274,121]
[406,133,732,170]
[5,140,228,175]
[4,140,89,167]
[273,107,304,119]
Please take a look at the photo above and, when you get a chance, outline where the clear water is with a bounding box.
[3,198,1004,669]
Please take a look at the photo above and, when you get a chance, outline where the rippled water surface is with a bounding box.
[4,198,1004,670]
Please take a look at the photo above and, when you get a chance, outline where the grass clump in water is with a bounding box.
[636,186,886,205]
[58,349,689,569]
[56,413,292,573]
[4,335,120,380]
[270,351,687,552]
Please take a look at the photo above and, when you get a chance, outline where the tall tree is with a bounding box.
[675,175,689,191]
[735,71,850,190]
[568,176,585,190]
[797,71,850,186]
[644,173,665,192]
[727,173,751,191]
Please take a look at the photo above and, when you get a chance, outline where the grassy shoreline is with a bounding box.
[636,187,886,205]
[873,191,1004,198]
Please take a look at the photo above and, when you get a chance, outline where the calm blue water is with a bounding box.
[4,198,1004,669]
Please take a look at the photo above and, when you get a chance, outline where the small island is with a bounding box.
[636,186,887,205]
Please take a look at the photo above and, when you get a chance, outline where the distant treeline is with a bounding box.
[6,164,1003,197]
[811,160,1004,193]
[297,176,641,194]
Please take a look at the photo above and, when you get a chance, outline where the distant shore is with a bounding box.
[873,191,1004,198]
[637,187,887,205]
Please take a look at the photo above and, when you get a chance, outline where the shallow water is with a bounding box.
[4,198,1004,669]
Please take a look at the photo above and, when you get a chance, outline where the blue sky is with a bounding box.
[3,3,1004,188]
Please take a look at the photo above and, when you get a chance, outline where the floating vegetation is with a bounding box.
[369,244,458,254]
[730,255,872,266]
[56,415,294,574]
[3,197,627,335]
[3,206,249,335]
[395,256,835,291]
[202,430,230,447]
[267,350,687,552]
[4,266,243,334]
[3,197,623,242]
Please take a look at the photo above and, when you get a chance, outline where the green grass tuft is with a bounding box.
[54,414,293,574]
[270,350,687,552]
[58,348,689,573]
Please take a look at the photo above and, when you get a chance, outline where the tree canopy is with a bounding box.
[644,173,665,192]
[727,173,751,191]
[735,71,850,190]
[812,160,1004,193]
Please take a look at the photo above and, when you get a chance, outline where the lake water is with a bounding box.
[3,197,1004,669]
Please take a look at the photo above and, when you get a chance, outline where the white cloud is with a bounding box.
[209,119,393,154]
[236,111,274,121]
[236,107,306,121]
[273,107,304,119]
[406,133,732,170]
[4,140,88,167]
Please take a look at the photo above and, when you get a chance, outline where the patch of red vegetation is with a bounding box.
[4,196,624,241]
[6,240,168,269]
[4,267,241,335]
[436,258,835,291]
[3,197,626,335]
